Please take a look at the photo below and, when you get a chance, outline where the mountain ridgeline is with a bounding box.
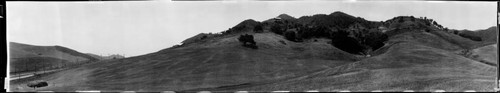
[180,11,492,55]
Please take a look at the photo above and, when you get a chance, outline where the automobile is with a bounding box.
[27,80,48,88]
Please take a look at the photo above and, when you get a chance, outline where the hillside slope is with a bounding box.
[12,32,362,91]
[458,26,497,43]
[9,42,98,61]
[222,41,496,92]
[195,30,496,92]
[13,30,497,92]
[470,44,498,65]
[9,42,99,73]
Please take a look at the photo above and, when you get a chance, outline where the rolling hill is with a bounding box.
[457,26,497,44]
[9,12,497,92]
[9,42,99,73]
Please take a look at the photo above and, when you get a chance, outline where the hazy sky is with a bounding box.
[7,1,496,57]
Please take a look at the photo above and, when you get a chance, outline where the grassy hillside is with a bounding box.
[9,42,99,73]
[197,30,496,91]
[9,42,98,61]
[10,32,362,91]
[218,42,496,92]
[10,57,71,73]
[458,26,497,43]
[470,44,498,65]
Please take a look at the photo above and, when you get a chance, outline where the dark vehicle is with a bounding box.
[27,81,48,88]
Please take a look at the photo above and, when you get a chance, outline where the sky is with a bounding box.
[7,1,497,57]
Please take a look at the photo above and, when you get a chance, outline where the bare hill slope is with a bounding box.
[9,42,99,73]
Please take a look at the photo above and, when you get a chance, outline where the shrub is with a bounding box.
[425,29,431,32]
[238,34,258,49]
[201,35,208,40]
[398,18,404,23]
[271,24,284,35]
[279,40,287,45]
[254,24,263,33]
[284,30,297,42]
[458,49,473,57]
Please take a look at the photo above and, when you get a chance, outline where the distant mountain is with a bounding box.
[86,53,125,60]
[85,53,103,60]
[9,42,98,73]
[458,26,497,43]
[233,19,260,30]
[13,11,497,92]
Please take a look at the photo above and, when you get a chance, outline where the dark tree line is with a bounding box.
[331,30,367,54]
[458,33,482,41]
[268,20,389,55]
[330,29,388,55]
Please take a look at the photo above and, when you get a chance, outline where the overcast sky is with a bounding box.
[7,1,496,57]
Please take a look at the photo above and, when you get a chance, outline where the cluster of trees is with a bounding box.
[238,34,258,49]
[297,12,371,29]
[227,13,394,55]
[254,24,264,33]
[330,30,367,54]
[331,29,388,55]
[268,18,388,55]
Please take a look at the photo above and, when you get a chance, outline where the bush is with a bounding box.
[284,30,297,42]
[271,24,284,35]
[201,35,208,39]
[424,29,431,32]
[254,24,263,33]
[458,49,473,57]
[238,34,258,49]
[398,18,404,23]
